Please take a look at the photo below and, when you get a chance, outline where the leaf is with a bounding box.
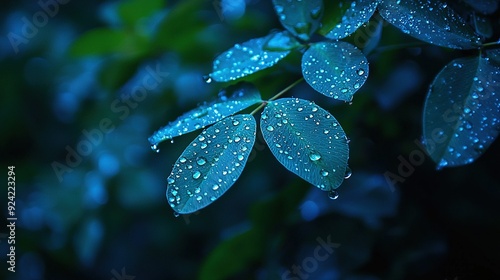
[208,34,291,82]
[301,41,369,101]
[117,0,164,27]
[472,13,493,39]
[272,0,323,41]
[318,0,379,40]
[70,28,148,57]
[260,98,350,193]
[263,30,303,52]
[166,114,256,214]
[199,228,266,280]
[148,83,261,149]
[423,55,500,169]
[378,0,482,49]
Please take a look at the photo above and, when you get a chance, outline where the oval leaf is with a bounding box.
[208,34,291,82]
[260,98,349,192]
[149,83,261,149]
[318,0,379,40]
[423,55,500,169]
[378,0,481,49]
[167,114,257,214]
[272,0,323,41]
[302,41,369,101]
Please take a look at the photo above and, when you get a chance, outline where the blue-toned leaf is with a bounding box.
[208,34,291,82]
[263,30,303,52]
[423,55,500,169]
[318,0,379,40]
[378,0,482,49]
[272,0,323,41]
[472,13,493,39]
[149,83,261,149]
[302,41,369,102]
[261,98,349,193]
[167,114,256,214]
[463,0,498,15]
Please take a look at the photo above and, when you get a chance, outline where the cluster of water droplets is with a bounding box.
[208,34,291,82]
[148,84,261,150]
[166,114,256,214]
[302,41,368,102]
[324,0,379,40]
[261,98,350,195]
[378,0,481,49]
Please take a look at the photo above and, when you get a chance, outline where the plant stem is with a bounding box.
[250,77,304,115]
[482,41,500,49]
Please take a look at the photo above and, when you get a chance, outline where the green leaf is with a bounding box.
[378,0,481,49]
[167,114,256,214]
[261,98,350,194]
[117,0,164,27]
[272,0,323,41]
[423,55,500,169]
[263,30,303,52]
[199,228,266,280]
[208,34,291,82]
[70,28,148,57]
[318,0,379,40]
[149,83,261,149]
[301,41,369,101]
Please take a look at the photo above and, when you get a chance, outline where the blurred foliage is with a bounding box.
[1,0,500,280]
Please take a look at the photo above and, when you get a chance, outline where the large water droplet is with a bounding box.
[193,171,202,179]
[196,157,207,166]
[344,167,352,179]
[167,177,175,184]
[179,157,187,163]
[328,190,339,200]
[266,125,274,132]
[173,211,180,217]
[309,152,321,161]
[203,75,212,84]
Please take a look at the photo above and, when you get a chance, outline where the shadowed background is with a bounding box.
[1,0,500,279]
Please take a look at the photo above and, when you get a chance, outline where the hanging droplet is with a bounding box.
[151,144,160,153]
[344,167,352,179]
[173,211,180,217]
[328,190,339,200]
[203,75,212,84]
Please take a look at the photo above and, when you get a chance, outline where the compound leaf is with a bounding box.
[149,83,261,149]
[302,41,369,101]
[272,0,323,41]
[208,33,291,82]
[318,0,379,40]
[423,55,500,169]
[261,98,349,193]
[378,0,481,49]
[167,114,256,214]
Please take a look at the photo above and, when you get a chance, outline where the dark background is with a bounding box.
[1,0,500,279]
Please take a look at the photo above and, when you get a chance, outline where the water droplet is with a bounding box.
[179,157,187,163]
[203,75,212,83]
[167,177,175,184]
[320,169,329,177]
[151,144,160,153]
[196,157,207,166]
[232,120,240,126]
[193,171,201,179]
[212,184,219,191]
[266,125,274,132]
[261,113,268,120]
[237,154,244,161]
[357,69,365,76]
[328,190,339,200]
[344,167,352,179]
[309,152,321,161]
[173,211,180,217]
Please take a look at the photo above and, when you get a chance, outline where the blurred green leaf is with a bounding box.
[117,0,165,27]
[70,28,149,56]
[199,228,266,280]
